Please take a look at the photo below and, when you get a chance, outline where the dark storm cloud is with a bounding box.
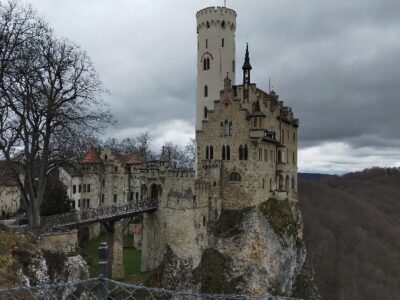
[19,0,400,171]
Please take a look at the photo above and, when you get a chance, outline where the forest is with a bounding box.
[299,168,400,300]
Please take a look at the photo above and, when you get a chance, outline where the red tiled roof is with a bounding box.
[80,148,102,164]
[119,154,141,165]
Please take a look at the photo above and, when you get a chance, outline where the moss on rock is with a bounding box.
[214,208,251,237]
[42,250,67,282]
[193,248,241,294]
[259,198,297,239]
[0,231,39,287]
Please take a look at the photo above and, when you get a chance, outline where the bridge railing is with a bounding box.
[41,198,157,229]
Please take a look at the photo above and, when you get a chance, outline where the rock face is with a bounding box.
[152,198,319,299]
[0,231,89,289]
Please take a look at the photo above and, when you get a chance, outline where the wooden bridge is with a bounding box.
[41,198,157,229]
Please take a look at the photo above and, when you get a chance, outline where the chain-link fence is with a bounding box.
[0,277,300,300]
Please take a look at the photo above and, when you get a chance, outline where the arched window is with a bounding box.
[222,145,226,160]
[221,20,225,29]
[206,58,210,69]
[229,172,241,182]
[285,175,290,191]
[210,146,214,159]
[204,106,208,119]
[229,121,233,136]
[206,21,210,28]
[205,146,209,160]
[224,119,229,136]
[278,175,284,190]
[204,85,208,97]
[226,145,230,160]
[239,145,243,160]
[244,145,248,160]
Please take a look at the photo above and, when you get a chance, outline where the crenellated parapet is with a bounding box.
[196,7,236,32]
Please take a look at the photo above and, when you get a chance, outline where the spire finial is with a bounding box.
[242,43,252,71]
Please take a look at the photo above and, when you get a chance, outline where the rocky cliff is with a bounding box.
[0,230,89,289]
[150,198,319,299]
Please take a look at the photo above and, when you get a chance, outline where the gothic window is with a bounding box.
[226,145,230,160]
[229,121,233,136]
[206,146,209,160]
[278,175,284,190]
[224,119,229,135]
[285,175,290,191]
[204,85,208,97]
[204,106,208,119]
[239,145,243,160]
[203,58,210,70]
[222,145,226,160]
[244,145,248,160]
[229,172,241,182]
[210,146,214,159]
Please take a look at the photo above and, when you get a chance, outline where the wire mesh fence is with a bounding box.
[0,277,300,300]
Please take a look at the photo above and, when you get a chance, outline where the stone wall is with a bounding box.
[40,230,78,254]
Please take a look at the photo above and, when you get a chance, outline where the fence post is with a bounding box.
[96,242,109,300]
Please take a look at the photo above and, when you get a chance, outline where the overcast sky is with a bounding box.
[19,0,400,174]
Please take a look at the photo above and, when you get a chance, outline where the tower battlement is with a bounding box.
[196,7,236,32]
[196,7,237,18]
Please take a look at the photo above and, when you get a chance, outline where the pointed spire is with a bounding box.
[242,43,252,71]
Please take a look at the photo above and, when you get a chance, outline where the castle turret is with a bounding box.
[195,6,237,130]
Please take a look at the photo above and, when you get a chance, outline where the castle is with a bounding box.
[57,6,305,295]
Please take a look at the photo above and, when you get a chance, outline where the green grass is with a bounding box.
[80,234,154,284]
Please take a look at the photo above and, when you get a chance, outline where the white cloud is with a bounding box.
[299,142,400,174]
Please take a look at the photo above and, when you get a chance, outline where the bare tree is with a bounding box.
[0,1,112,228]
[161,139,195,169]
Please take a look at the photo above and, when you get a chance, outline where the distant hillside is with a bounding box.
[298,173,336,181]
[299,167,400,300]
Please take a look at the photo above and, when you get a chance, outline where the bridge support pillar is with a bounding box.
[103,220,125,280]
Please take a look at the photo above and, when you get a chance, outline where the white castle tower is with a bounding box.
[195,7,237,130]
